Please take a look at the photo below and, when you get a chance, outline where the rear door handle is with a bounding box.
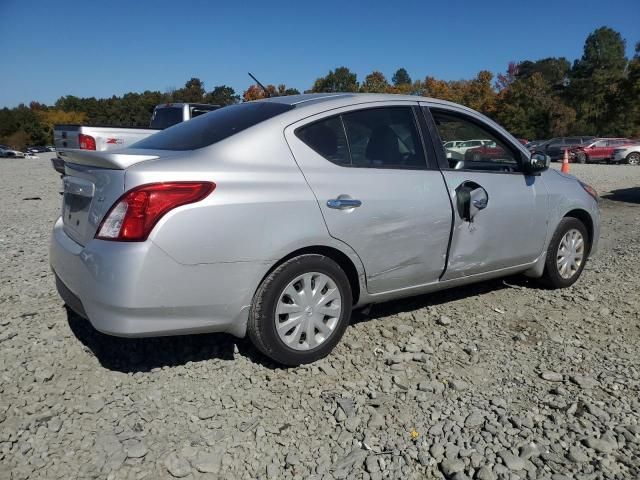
[327,198,362,210]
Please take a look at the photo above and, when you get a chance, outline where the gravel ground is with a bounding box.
[1,154,639,480]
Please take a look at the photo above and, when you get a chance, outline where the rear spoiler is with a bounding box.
[57,149,159,170]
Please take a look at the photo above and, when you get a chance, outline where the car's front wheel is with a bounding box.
[539,218,590,288]
[575,152,587,164]
[626,152,640,166]
[248,254,352,366]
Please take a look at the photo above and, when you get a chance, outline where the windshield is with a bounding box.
[135,102,295,151]
[150,107,184,129]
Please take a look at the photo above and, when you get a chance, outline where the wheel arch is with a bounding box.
[257,245,363,306]
[563,208,594,252]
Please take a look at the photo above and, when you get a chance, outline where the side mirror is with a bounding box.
[524,152,550,175]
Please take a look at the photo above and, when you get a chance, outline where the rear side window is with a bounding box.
[296,107,426,169]
[136,102,294,151]
[295,117,350,166]
[342,108,426,168]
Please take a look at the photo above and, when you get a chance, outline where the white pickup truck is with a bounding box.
[52,103,220,173]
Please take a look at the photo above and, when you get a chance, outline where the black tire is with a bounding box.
[576,152,587,164]
[539,217,590,289]
[626,152,640,166]
[248,254,352,366]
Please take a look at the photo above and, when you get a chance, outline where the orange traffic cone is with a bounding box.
[561,149,570,173]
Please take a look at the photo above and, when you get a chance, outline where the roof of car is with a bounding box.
[155,103,221,108]
[261,92,464,110]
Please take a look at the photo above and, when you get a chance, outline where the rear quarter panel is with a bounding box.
[124,124,347,267]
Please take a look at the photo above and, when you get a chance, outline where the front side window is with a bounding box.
[431,109,521,172]
[296,107,427,169]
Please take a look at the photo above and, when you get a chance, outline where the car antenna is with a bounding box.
[248,72,271,98]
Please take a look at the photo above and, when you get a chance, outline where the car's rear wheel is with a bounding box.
[576,152,587,164]
[539,218,590,289]
[248,254,352,366]
[626,152,640,166]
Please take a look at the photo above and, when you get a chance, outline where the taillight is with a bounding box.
[79,133,96,150]
[96,182,215,241]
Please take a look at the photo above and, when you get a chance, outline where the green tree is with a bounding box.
[495,73,575,139]
[568,27,628,135]
[204,85,240,106]
[360,71,390,93]
[310,67,358,93]
[517,57,570,87]
[171,78,206,103]
[392,68,411,86]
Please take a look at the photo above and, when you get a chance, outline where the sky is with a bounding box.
[0,0,639,108]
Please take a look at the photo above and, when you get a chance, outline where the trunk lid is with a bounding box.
[60,150,160,246]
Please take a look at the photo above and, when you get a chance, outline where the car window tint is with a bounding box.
[295,116,351,166]
[431,110,520,173]
[135,102,294,150]
[149,107,184,129]
[566,137,581,144]
[341,107,426,169]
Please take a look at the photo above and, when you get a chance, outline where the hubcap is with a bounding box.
[275,272,342,351]
[628,153,639,165]
[556,229,585,279]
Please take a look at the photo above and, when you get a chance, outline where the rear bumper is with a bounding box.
[50,217,265,338]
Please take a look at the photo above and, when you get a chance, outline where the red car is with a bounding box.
[569,138,636,164]
[465,139,528,162]
[465,142,506,161]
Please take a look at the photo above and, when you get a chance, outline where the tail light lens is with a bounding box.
[96,182,215,241]
[79,133,96,150]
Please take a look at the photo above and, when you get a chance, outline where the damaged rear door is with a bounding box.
[285,101,452,294]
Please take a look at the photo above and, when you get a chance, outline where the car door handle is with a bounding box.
[327,198,362,209]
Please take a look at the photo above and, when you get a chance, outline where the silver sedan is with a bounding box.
[50,93,600,365]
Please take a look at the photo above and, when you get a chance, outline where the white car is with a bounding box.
[612,144,640,165]
[445,139,494,160]
[0,145,25,158]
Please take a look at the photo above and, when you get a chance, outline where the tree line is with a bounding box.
[1,26,638,150]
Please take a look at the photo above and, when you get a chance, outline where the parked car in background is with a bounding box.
[525,140,548,151]
[464,141,502,161]
[27,146,51,153]
[443,140,465,149]
[612,143,640,165]
[50,93,600,365]
[444,139,494,160]
[0,145,25,158]
[52,103,222,174]
[569,138,636,164]
[538,136,596,161]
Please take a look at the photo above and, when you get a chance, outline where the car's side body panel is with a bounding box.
[283,101,453,294]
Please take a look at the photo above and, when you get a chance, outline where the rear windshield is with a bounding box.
[135,102,295,151]
[150,107,184,129]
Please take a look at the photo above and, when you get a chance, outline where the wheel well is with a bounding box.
[564,209,593,250]
[261,246,361,304]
